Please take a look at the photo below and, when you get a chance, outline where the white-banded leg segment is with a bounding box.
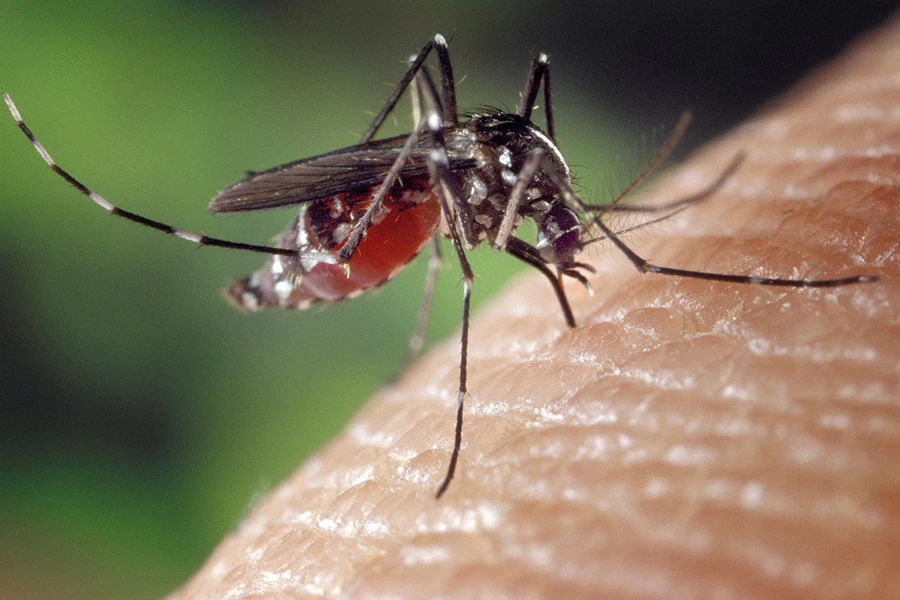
[594,209,878,286]
[435,275,470,499]
[543,160,880,288]
[4,92,298,258]
[425,112,476,247]
[423,110,476,498]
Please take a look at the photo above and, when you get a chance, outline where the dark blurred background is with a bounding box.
[1,2,895,598]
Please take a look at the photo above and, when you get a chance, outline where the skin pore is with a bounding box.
[171,18,898,600]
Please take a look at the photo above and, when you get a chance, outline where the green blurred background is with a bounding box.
[1,2,894,598]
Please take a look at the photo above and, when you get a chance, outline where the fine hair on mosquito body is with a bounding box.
[4,34,878,499]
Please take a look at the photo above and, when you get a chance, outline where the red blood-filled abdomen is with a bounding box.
[228,180,440,311]
[299,189,440,302]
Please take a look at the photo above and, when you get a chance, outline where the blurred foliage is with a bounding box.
[0,1,894,598]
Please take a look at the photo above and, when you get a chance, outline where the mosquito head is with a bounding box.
[536,202,584,269]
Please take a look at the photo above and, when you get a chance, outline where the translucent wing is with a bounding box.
[208,131,476,214]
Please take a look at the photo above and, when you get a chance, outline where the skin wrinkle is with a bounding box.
[172,17,899,600]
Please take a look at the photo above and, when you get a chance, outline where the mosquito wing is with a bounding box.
[208,130,477,214]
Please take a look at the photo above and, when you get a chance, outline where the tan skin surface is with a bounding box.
[172,19,899,600]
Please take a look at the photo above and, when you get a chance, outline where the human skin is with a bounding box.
[171,18,899,600]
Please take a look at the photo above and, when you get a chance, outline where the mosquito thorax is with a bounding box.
[460,113,574,247]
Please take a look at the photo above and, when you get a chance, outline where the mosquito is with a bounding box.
[4,34,877,498]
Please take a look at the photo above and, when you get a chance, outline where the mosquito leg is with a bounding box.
[435,263,471,499]
[4,92,300,257]
[506,237,577,328]
[407,235,443,358]
[421,111,476,498]
[432,35,459,126]
[595,212,877,286]
[361,33,458,144]
[340,38,456,264]
[393,235,443,379]
[402,48,443,138]
[413,63,443,124]
[493,149,589,318]
[424,113,476,247]
[493,148,544,251]
[541,58,555,143]
[409,67,429,127]
[361,38,433,143]
[518,53,556,142]
[550,170,880,288]
[430,224,472,499]
[336,116,428,264]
